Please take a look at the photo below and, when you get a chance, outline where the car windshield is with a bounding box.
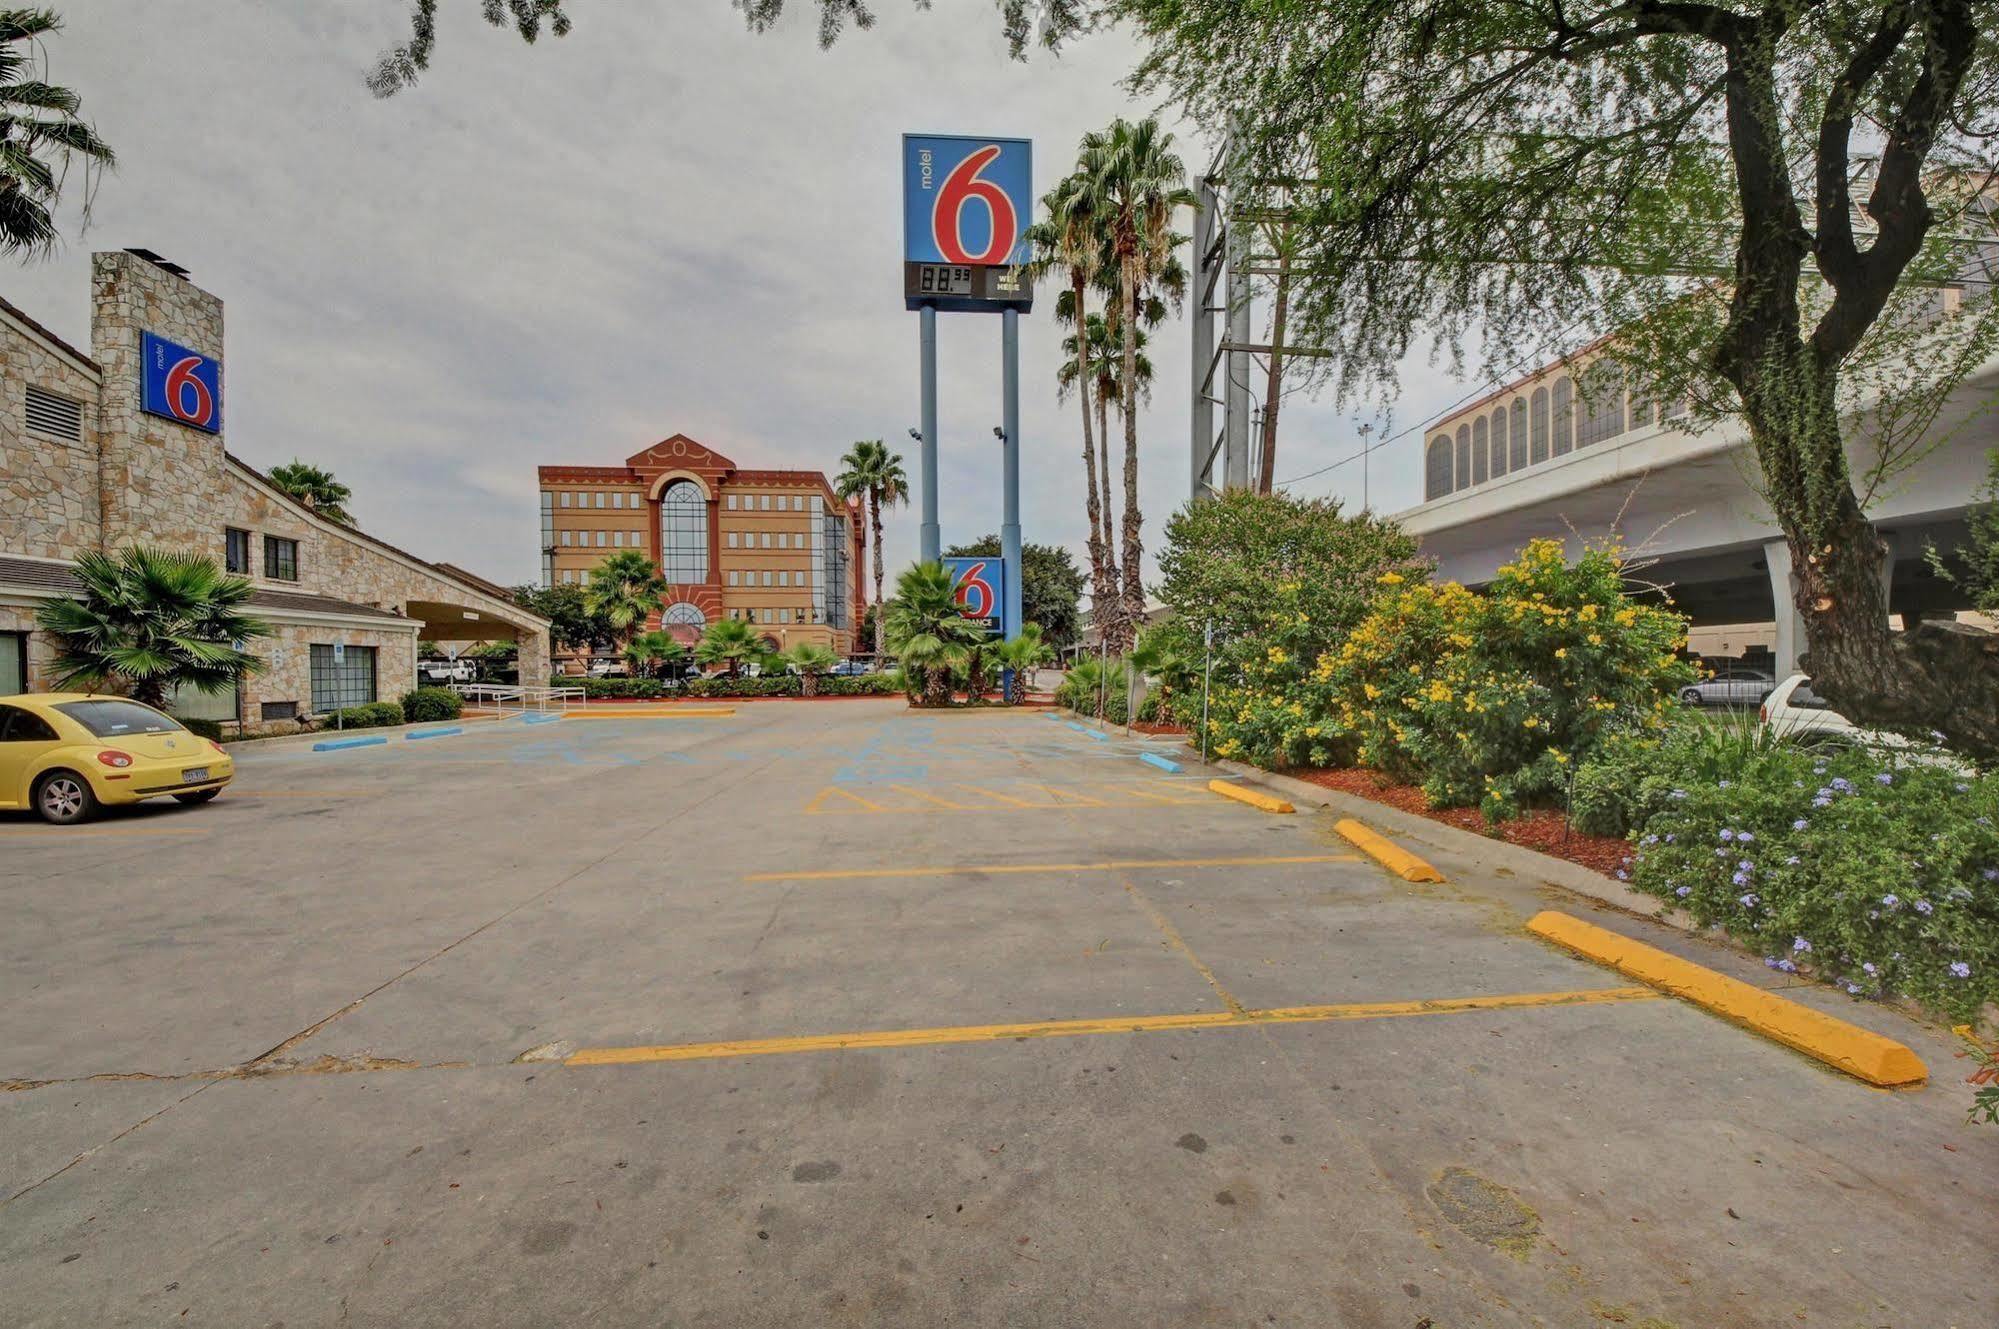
[55,699,185,738]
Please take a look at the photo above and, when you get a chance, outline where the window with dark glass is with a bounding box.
[1530,388,1550,463]
[1425,437,1453,500]
[1454,425,1472,492]
[264,535,298,581]
[309,644,377,712]
[1509,398,1529,470]
[1471,416,1489,485]
[225,527,251,574]
[0,630,26,695]
[1575,362,1625,448]
[657,480,708,584]
[1489,408,1508,479]
[1551,378,1574,456]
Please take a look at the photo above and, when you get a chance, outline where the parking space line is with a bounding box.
[1121,877,1248,1017]
[804,787,888,814]
[0,825,210,839]
[889,784,972,810]
[564,986,1662,1067]
[952,783,1041,807]
[744,852,1363,882]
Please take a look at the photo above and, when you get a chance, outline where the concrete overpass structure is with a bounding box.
[1395,355,1997,675]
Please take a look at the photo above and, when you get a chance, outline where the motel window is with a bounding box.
[658,479,709,584]
[225,527,252,574]
[0,632,26,695]
[263,535,298,582]
[1530,388,1550,463]
[1488,408,1508,479]
[727,494,738,510]
[1510,398,1529,471]
[309,644,377,713]
[1424,436,1452,501]
[560,492,571,507]
[1551,377,1574,455]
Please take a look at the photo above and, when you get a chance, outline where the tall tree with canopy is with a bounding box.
[582,549,668,656]
[1124,0,1999,758]
[0,7,114,259]
[267,461,356,527]
[833,439,908,657]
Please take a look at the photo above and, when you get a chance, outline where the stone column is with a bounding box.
[518,629,552,688]
[1764,537,1803,677]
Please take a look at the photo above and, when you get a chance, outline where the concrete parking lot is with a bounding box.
[2,699,1992,1327]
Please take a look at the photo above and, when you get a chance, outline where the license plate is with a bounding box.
[181,767,210,784]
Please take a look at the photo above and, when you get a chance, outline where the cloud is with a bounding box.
[12,2,1483,596]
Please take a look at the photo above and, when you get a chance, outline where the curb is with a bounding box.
[1208,779,1293,814]
[312,735,387,753]
[523,713,564,725]
[1527,911,1928,1087]
[1139,752,1183,774]
[1335,818,1444,882]
[406,726,463,741]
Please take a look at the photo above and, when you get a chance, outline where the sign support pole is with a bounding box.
[1001,308,1022,642]
[919,305,941,564]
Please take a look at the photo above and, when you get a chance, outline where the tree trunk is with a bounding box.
[869,491,886,656]
[1258,229,1292,495]
[1117,253,1144,652]
[1072,273,1111,640]
[966,646,986,703]
[801,672,819,698]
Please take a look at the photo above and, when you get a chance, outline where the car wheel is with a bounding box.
[173,788,222,805]
[33,770,96,825]
[1679,687,1704,705]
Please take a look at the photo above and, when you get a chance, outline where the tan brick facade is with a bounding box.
[0,251,550,729]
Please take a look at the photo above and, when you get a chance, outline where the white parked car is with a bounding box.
[420,659,475,684]
[586,659,629,678]
[1759,673,1967,769]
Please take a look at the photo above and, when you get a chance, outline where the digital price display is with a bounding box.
[902,262,1031,311]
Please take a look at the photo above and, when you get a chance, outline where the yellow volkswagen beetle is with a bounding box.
[0,693,234,825]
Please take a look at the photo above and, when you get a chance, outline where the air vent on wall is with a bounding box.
[24,385,83,442]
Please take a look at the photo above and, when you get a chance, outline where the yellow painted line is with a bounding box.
[1208,779,1294,814]
[1527,911,1927,1088]
[1114,783,1195,805]
[1027,782,1104,807]
[565,986,1662,1067]
[953,783,1042,808]
[565,708,735,719]
[1334,818,1444,883]
[804,786,888,814]
[1121,878,1247,1017]
[743,852,1362,883]
[889,784,972,810]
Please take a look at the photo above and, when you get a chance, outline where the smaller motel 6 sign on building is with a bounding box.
[140,331,222,434]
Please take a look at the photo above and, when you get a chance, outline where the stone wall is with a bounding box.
[92,251,229,553]
[236,619,419,732]
[0,314,102,561]
[0,600,60,691]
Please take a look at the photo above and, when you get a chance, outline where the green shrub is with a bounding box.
[399,686,464,723]
[577,677,667,699]
[684,675,802,698]
[1623,733,1999,1022]
[177,716,225,741]
[330,700,404,729]
[817,673,903,696]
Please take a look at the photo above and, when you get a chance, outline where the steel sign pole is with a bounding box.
[919,305,941,564]
[1001,308,1022,642]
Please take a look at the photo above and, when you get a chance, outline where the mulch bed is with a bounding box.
[1128,720,1188,736]
[1287,766,1632,878]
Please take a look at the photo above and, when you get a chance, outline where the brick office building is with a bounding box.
[0,250,550,726]
[537,436,866,664]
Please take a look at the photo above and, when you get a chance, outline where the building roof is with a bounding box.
[0,554,408,621]
[0,291,98,373]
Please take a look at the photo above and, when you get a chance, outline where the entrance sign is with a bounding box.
[902,135,1033,313]
[140,332,222,434]
[944,556,1008,639]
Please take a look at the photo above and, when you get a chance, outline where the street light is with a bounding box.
[908,427,923,442]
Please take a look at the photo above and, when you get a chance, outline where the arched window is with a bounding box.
[1530,387,1550,463]
[1425,436,1453,500]
[1488,408,1508,479]
[662,602,705,627]
[1576,362,1625,447]
[1551,377,1574,456]
[657,480,708,584]
[1471,416,1489,485]
[1510,397,1529,470]
[1454,424,1472,492]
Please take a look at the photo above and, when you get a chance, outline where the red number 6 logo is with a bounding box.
[954,561,995,619]
[933,146,1017,266]
[164,356,214,427]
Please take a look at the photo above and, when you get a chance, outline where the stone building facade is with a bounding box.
[0,250,549,727]
[538,435,867,665]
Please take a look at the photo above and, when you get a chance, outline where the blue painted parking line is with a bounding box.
[1084,729,1109,741]
[313,735,387,752]
[1139,751,1182,773]
[406,726,462,741]
[523,713,564,725]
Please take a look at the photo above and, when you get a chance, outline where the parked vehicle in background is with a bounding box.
[420,658,475,685]
[1680,663,1776,708]
[1760,674,1968,769]
[586,659,628,678]
[0,694,233,824]
[830,659,871,676]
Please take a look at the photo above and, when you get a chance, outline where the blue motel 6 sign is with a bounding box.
[944,556,1009,640]
[140,331,222,434]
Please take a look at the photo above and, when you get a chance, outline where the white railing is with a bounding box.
[451,683,584,716]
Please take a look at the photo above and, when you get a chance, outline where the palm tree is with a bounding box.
[267,461,356,526]
[781,641,839,697]
[582,549,668,654]
[693,616,758,678]
[1029,172,1116,629]
[832,439,908,658]
[993,621,1054,704]
[621,629,685,680]
[35,547,270,710]
[880,562,986,707]
[0,10,114,259]
[1081,117,1195,646]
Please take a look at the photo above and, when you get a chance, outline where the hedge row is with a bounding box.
[329,701,405,729]
[574,673,903,699]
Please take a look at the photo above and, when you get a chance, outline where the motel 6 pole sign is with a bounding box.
[902,133,1031,650]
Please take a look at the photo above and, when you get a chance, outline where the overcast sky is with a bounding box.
[9,2,1470,595]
